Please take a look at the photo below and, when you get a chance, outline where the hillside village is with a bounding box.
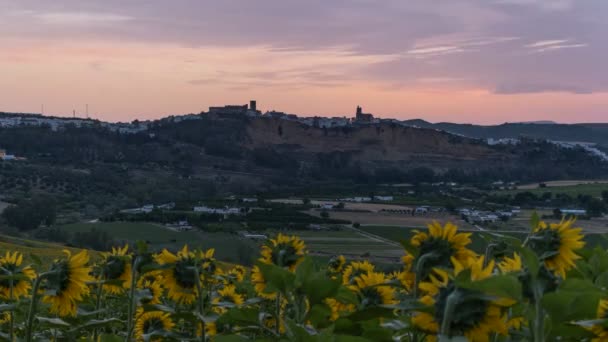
[3,102,608,165]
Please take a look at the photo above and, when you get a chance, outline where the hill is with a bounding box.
[402,119,608,147]
[0,112,607,212]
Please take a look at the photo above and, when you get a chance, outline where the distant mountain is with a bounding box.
[401,119,608,147]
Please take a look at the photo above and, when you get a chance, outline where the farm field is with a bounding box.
[500,182,608,197]
[307,209,474,228]
[0,234,100,266]
[276,229,403,261]
[269,198,415,212]
[517,179,608,190]
[59,221,258,263]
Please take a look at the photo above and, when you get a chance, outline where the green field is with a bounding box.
[499,183,608,197]
[59,222,259,264]
[273,229,403,258]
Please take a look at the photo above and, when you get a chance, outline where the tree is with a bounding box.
[586,198,606,218]
[1,197,56,231]
[553,208,562,219]
[602,190,608,203]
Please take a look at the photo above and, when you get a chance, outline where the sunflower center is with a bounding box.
[417,238,455,279]
[347,268,367,284]
[435,284,488,336]
[270,243,300,268]
[527,229,562,259]
[143,317,165,334]
[47,260,71,292]
[360,287,386,307]
[104,256,127,280]
[174,258,199,288]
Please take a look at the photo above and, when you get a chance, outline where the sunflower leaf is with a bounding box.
[255,262,296,295]
[347,307,395,321]
[530,211,540,231]
[36,316,71,328]
[307,303,332,328]
[516,246,540,278]
[0,304,15,312]
[456,274,522,301]
[69,318,122,333]
[335,286,359,305]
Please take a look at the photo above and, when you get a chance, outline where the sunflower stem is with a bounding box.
[93,269,105,341]
[439,290,458,339]
[125,256,139,342]
[533,284,545,342]
[25,271,54,342]
[275,293,281,335]
[194,262,205,342]
[9,276,14,341]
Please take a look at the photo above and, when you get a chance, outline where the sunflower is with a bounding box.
[590,299,608,342]
[134,308,175,342]
[212,285,244,314]
[137,272,162,288]
[223,265,246,284]
[0,312,9,325]
[139,279,163,305]
[328,255,346,275]
[397,253,416,292]
[251,265,276,299]
[197,321,217,338]
[410,222,475,281]
[262,313,285,334]
[99,245,132,295]
[393,270,415,293]
[498,253,523,274]
[0,251,36,299]
[353,272,397,307]
[413,256,511,342]
[342,260,375,286]
[155,245,204,304]
[42,250,94,317]
[526,219,584,278]
[325,297,355,321]
[260,234,306,271]
[199,248,221,280]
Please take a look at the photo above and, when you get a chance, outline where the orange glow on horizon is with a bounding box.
[1,38,607,124]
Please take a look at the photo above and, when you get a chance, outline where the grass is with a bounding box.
[62,222,199,245]
[59,221,259,264]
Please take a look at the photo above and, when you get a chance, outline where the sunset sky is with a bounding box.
[1,0,607,124]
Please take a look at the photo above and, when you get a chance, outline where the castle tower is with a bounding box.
[250,100,257,111]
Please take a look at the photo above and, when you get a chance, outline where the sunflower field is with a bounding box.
[2,216,608,341]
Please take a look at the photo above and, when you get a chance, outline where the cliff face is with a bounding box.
[244,117,510,170]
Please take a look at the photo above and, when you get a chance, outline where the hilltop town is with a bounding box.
[0,100,386,133]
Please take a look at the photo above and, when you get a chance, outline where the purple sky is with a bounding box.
[1,0,607,123]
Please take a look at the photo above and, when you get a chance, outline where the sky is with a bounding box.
[0,0,607,124]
